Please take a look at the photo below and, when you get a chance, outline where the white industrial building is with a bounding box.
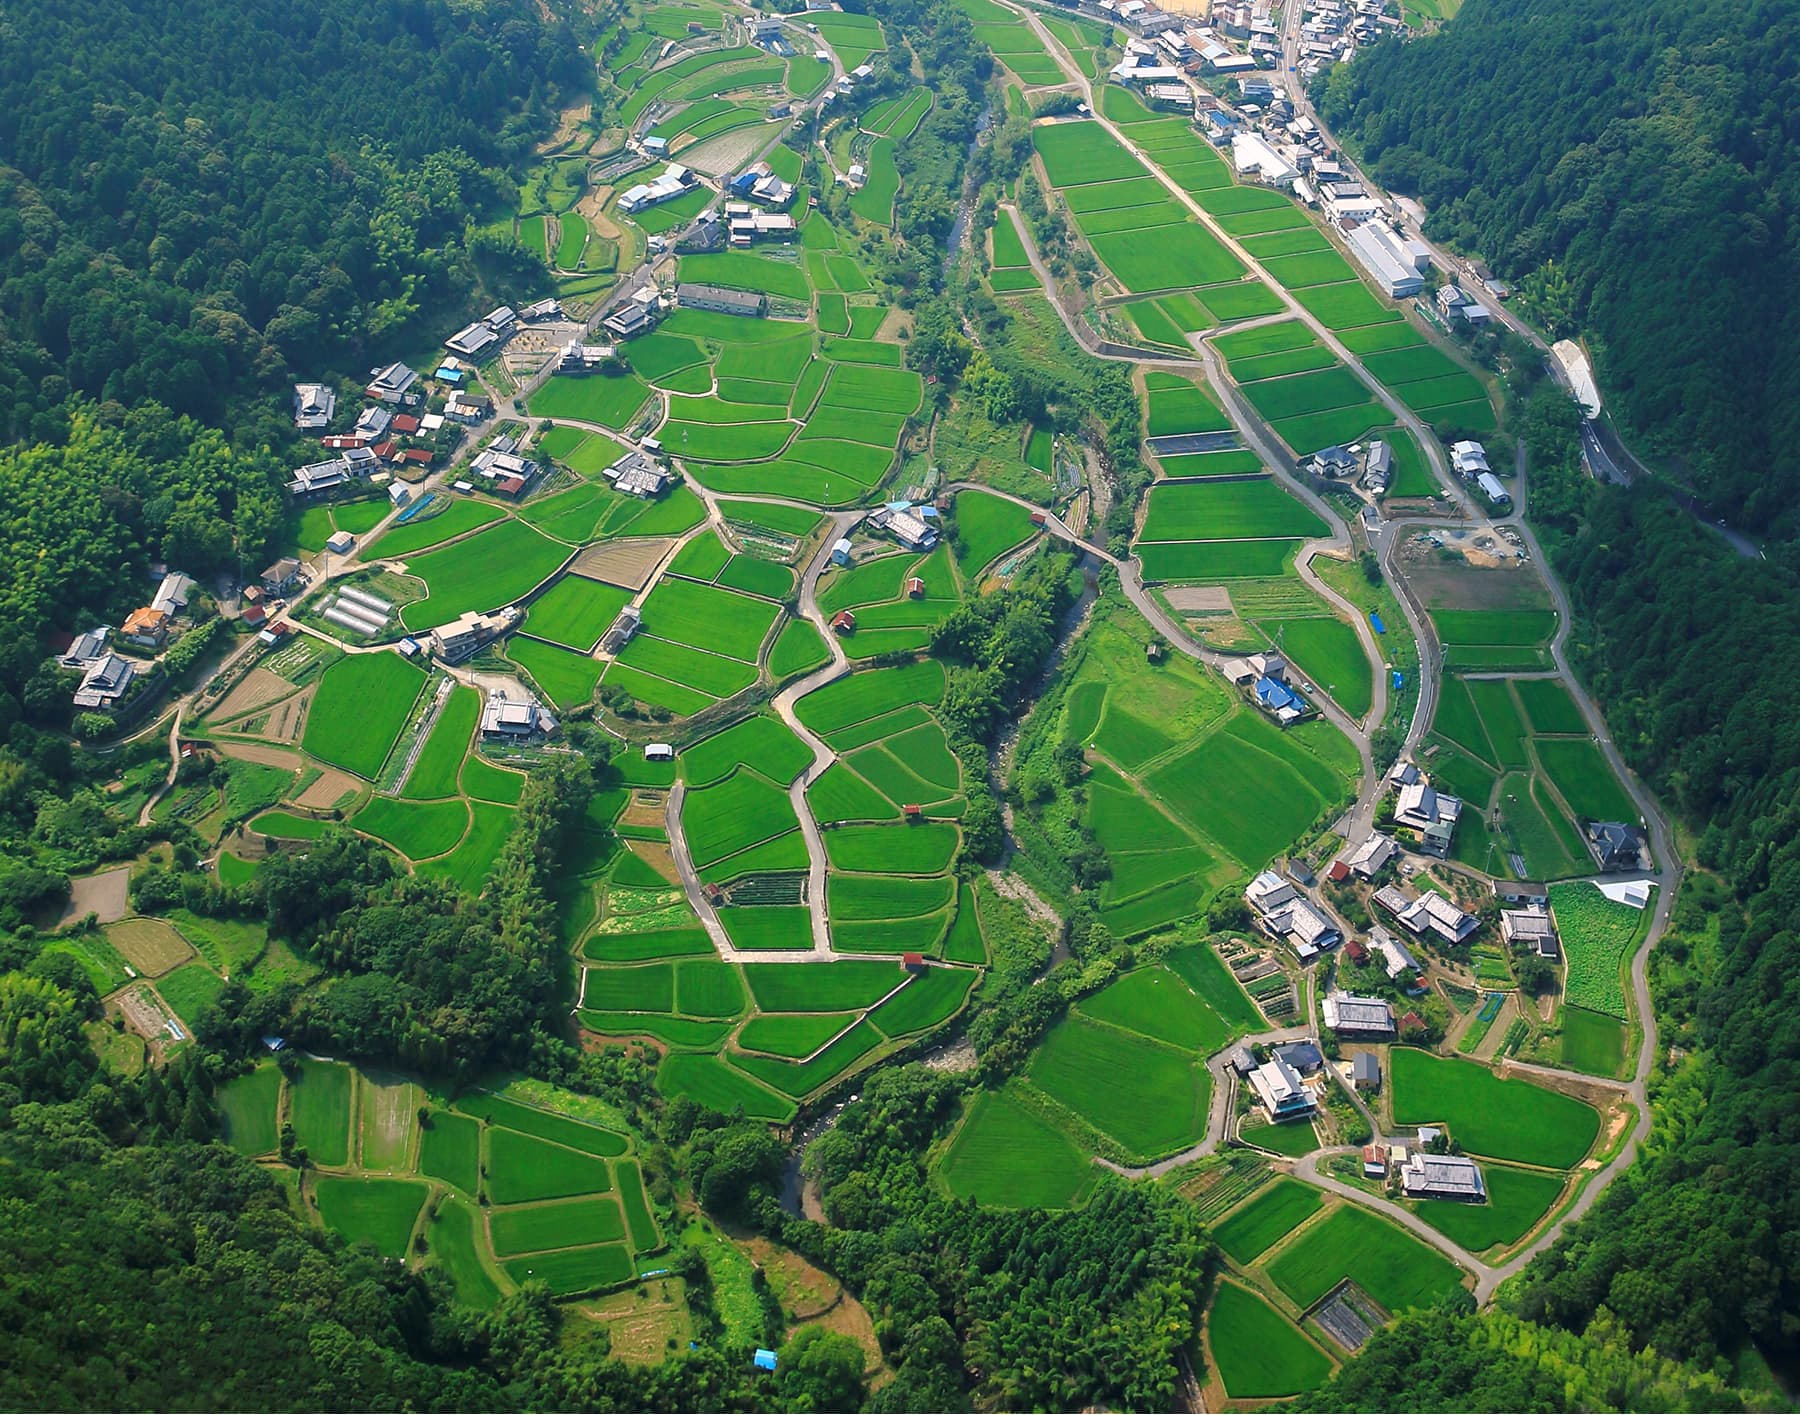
[1345,220,1431,297]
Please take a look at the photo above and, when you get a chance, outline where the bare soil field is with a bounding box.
[60,866,132,927]
[619,792,668,831]
[216,741,304,771]
[297,767,361,810]
[1164,586,1233,613]
[572,538,674,590]
[212,667,297,723]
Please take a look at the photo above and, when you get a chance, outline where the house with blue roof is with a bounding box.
[1254,674,1308,724]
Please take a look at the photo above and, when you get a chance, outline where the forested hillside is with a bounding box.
[1314,0,1800,535]
[0,0,583,444]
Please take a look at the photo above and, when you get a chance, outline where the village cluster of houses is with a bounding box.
[288,302,565,502]
[56,569,199,713]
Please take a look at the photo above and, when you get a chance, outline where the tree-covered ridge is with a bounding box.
[0,0,584,442]
[1314,0,1800,534]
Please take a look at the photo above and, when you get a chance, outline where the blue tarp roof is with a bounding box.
[1255,676,1302,711]
[1369,611,1386,634]
[1391,669,1404,690]
[753,1349,779,1371]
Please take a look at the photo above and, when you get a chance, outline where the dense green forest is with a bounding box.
[0,0,583,441]
[1314,0,1800,534]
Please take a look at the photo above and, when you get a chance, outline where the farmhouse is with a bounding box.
[1352,1053,1381,1092]
[445,391,492,424]
[294,383,336,430]
[831,609,856,635]
[725,204,798,246]
[830,538,853,566]
[59,627,111,670]
[152,572,195,616]
[480,689,557,741]
[1254,674,1310,725]
[1369,925,1419,979]
[1221,650,1288,685]
[603,298,660,340]
[727,162,796,209]
[1310,445,1356,478]
[1346,833,1397,878]
[1450,440,1490,478]
[522,298,563,322]
[1493,880,1549,906]
[353,406,394,442]
[1364,440,1392,493]
[641,135,668,157]
[365,362,418,403]
[676,283,767,317]
[1394,777,1461,856]
[1374,884,1479,944]
[1323,991,1395,1037]
[1246,870,1341,956]
[618,164,696,214]
[1500,905,1558,956]
[288,456,355,497]
[1276,1039,1324,1074]
[1400,1152,1486,1202]
[1362,1141,1386,1175]
[471,448,541,494]
[430,609,514,664]
[261,558,302,594]
[1477,472,1512,508]
[444,322,499,359]
[601,605,641,653]
[483,306,518,338]
[1248,1055,1315,1120]
[867,506,938,551]
[1344,220,1430,297]
[608,454,670,498]
[1587,820,1643,872]
[324,530,356,556]
[72,653,137,711]
[559,340,618,372]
